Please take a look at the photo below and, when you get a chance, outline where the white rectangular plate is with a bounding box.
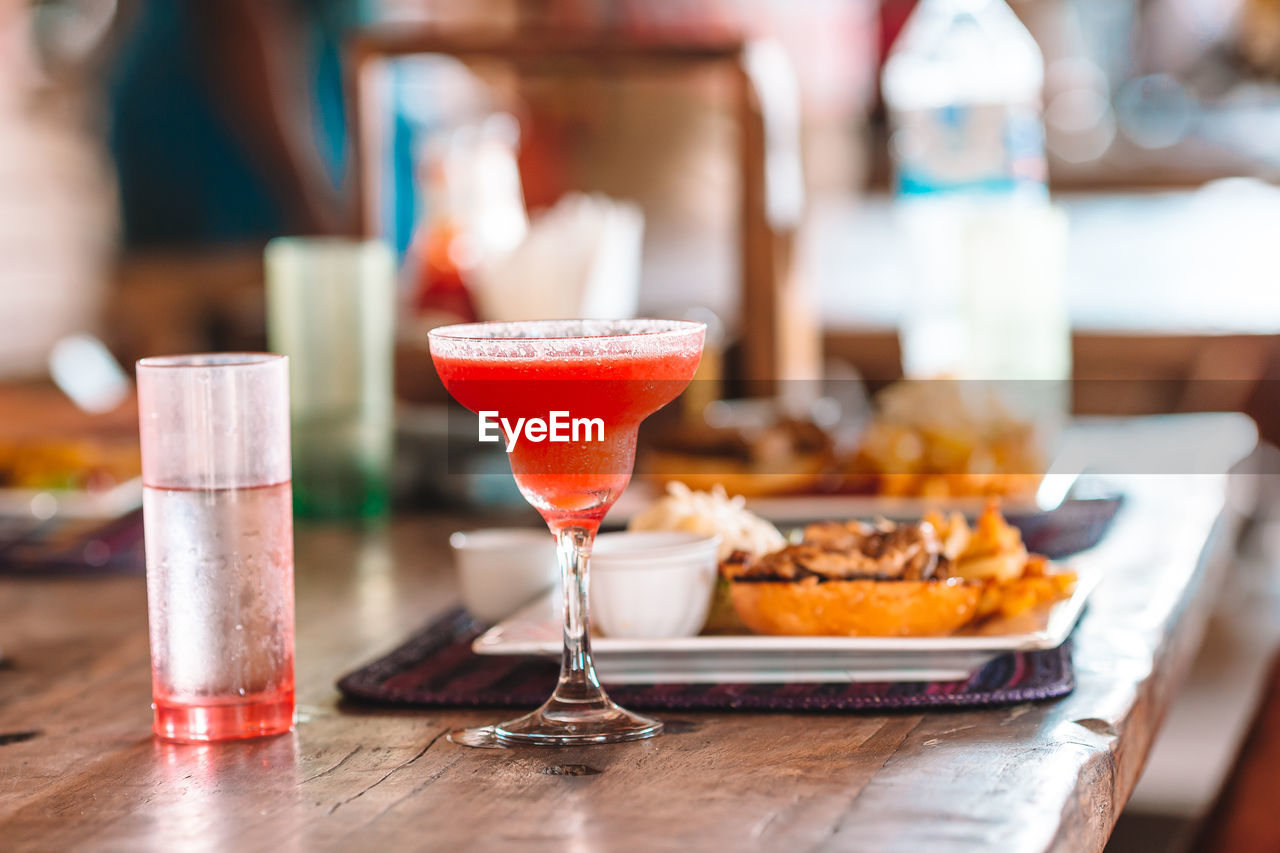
[474,562,1101,684]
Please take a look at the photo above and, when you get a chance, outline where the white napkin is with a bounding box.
[472,193,644,322]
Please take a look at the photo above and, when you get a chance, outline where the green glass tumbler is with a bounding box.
[265,238,395,520]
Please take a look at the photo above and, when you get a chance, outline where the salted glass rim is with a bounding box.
[428,318,706,343]
[136,352,286,370]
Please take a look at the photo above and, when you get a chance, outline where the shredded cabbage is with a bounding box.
[628,482,785,561]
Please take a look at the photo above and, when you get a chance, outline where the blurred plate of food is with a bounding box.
[624,379,1074,523]
[0,437,142,519]
[476,488,1098,683]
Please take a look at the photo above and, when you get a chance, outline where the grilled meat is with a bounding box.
[725,519,949,582]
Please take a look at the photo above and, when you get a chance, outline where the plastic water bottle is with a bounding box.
[882,0,1046,201]
[882,0,1059,381]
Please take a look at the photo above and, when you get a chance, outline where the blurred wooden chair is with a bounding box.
[1192,649,1280,853]
[347,27,818,391]
[1070,332,1279,418]
[823,327,1280,442]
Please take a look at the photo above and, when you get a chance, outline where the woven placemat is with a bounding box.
[338,497,1120,713]
[338,607,1075,712]
[0,508,144,576]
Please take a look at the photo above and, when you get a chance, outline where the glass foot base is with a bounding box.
[449,701,662,748]
[153,693,295,743]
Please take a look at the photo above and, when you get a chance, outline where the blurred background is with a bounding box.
[3,1,1280,849]
[8,0,1280,418]
[4,0,1280,377]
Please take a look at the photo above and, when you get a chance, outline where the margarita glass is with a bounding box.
[429,319,705,746]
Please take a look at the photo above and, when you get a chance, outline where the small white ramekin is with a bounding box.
[450,529,558,623]
[589,531,722,639]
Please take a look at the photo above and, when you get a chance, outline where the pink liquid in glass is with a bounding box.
[144,482,296,742]
[432,346,701,532]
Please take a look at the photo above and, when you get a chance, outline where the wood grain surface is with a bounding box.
[0,422,1256,852]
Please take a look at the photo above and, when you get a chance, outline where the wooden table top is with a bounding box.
[0,416,1258,852]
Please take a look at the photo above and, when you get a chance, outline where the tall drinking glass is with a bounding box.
[265,238,395,520]
[137,354,296,742]
[429,319,705,746]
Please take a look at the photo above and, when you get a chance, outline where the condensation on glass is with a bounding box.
[136,353,296,742]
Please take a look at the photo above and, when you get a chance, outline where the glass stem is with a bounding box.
[551,526,610,709]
